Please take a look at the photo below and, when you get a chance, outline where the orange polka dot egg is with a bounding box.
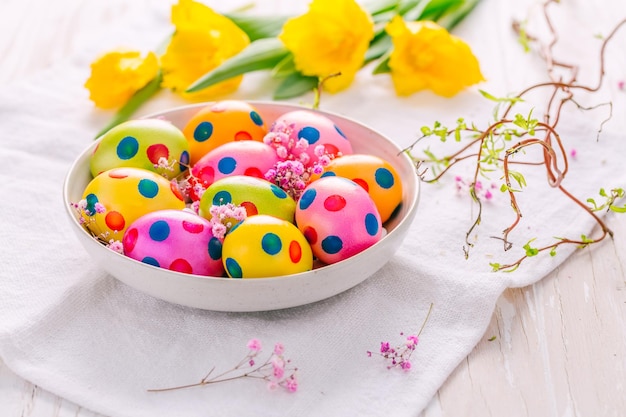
[183,100,267,165]
[68,100,413,288]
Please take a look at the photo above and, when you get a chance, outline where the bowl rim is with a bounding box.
[62,101,420,308]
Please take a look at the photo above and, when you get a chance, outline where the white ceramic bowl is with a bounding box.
[63,102,419,312]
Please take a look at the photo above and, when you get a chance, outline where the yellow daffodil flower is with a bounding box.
[385,16,484,97]
[160,0,250,100]
[85,50,159,109]
[279,0,374,93]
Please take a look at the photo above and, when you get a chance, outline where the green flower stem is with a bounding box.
[94,70,163,139]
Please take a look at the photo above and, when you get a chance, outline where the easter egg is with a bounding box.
[295,176,382,264]
[80,167,185,242]
[122,210,224,276]
[90,119,190,179]
[183,100,267,165]
[190,140,280,197]
[267,110,353,167]
[199,175,296,223]
[312,154,403,223]
[222,214,313,278]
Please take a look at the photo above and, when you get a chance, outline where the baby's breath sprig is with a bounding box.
[406,1,626,271]
[70,199,123,253]
[148,339,298,393]
[367,303,433,371]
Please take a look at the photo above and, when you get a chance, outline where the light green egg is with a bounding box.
[90,119,190,180]
[199,176,296,223]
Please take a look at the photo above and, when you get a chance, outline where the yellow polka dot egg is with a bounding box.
[222,215,313,278]
[80,167,185,242]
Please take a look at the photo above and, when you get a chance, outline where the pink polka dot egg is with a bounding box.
[267,110,353,167]
[123,209,224,277]
[313,154,403,223]
[90,119,190,180]
[189,140,280,198]
[295,176,383,265]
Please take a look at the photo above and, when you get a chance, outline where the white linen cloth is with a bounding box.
[1,0,624,416]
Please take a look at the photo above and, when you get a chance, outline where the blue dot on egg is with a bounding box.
[365,213,379,236]
[117,136,139,160]
[261,233,282,255]
[225,258,243,278]
[334,125,347,139]
[141,256,160,267]
[375,168,394,189]
[213,190,232,205]
[299,188,317,210]
[85,193,99,215]
[179,150,190,171]
[217,157,237,174]
[250,111,263,126]
[208,237,222,260]
[298,126,320,144]
[321,171,336,178]
[194,121,213,142]
[321,235,343,254]
[138,179,159,198]
[270,184,288,199]
[149,220,170,241]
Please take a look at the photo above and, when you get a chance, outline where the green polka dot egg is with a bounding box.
[222,215,313,278]
[198,175,296,223]
[81,167,185,241]
[90,119,190,180]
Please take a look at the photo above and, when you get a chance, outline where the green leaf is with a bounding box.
[271,54,297,78]
[372,49,392,74]
[225,13,289,41]
[273,72,318,100]
[431,0,482,31]
[523,238,539,257]
[364,0,401,15]
[610,205,626,213]
[186,38,289,93]
[94,70,163,139]
[365,34,393,64]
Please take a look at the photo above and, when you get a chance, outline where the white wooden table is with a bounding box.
[1,1,625,416]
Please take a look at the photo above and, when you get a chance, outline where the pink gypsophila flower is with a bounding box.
[247,338,262,352]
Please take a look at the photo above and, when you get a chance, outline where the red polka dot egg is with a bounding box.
[199,175,296,223]
[295,176,383,264]
[80,167,185,241]
[90,119,190,180]
[267,110,353,167]
[123,210,224,276]
[313,154,403,223]
[222,215,313,278]
[190,140,279,195]
[183,100,267,165]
